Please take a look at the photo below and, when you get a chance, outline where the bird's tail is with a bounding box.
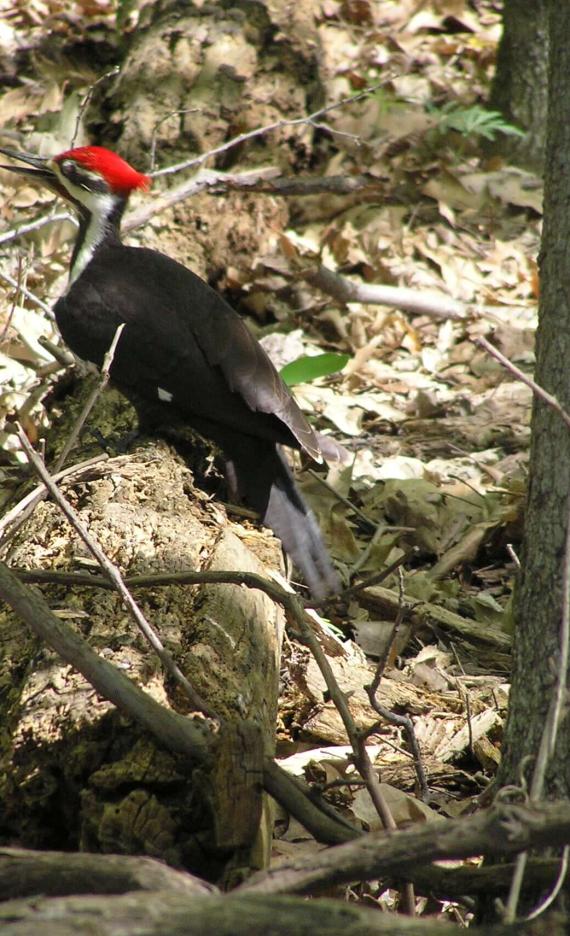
[224,440,340,601]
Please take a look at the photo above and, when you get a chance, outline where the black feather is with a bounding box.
[55,245,340,598]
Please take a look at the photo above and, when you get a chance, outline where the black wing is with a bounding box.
[55,245,322,459]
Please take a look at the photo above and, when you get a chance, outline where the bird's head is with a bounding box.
[0,145,151,210]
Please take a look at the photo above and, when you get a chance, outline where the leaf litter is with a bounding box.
[0,0,540,916]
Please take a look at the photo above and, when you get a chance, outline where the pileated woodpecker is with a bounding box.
[1,145,341,599]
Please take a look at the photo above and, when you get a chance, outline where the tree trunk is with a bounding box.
[488,0,548,171]
[496,0,570,842]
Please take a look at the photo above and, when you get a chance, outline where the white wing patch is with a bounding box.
[158,387,173,402]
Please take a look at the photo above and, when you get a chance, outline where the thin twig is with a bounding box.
[0,252,22,342]
[306,468,376,532]
[308,120,363,145]
[0,211,72,246]
[341,545,419,599]
[506,543,521,570]
[350,522,392,577]
[309,595,417,911]
[14,424,217,719]
[148,107,202,172]
[149,80,393,180]
[475,335,570,431]
[0,454,109,546]
[0,267,54,317]
[52,323,125,472]
[123,166,280,233]
[365,570,429,803]
[448,641,474,761]
[525,845,569,920]
[6,566,284,594]
[71,67,120,148]
[368,568,406,697]
[0,560,212,762]
[283,587,415,912]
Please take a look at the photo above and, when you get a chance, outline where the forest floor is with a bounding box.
[0,0,541,924]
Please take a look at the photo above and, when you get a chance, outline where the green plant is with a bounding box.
[432,103,525,141]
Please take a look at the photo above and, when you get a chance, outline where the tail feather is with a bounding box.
[225,441,340,600]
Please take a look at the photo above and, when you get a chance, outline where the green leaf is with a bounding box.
[431,104,525,142]
[280,352,349,386]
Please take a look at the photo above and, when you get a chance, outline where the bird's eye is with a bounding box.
[60,159,75,175]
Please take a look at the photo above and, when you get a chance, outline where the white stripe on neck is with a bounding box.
[68,192,116,286]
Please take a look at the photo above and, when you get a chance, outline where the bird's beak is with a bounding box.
[0,147,66,197]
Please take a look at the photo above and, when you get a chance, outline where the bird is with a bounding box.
[0,145,342,599]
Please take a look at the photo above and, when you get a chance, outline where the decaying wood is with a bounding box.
[0,847,217,900]
[1,844,563,906]
[240,800,570,897]
[0,559,362,850]
[0,559,212,761]
[283,634,505,796]
[0,398,286,879]
[109,0,323,167]
[0,889,566,936]
[360,583,511,672]
[392,856,565,900]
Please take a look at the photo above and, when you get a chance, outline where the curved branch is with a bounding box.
[0,560,212,762]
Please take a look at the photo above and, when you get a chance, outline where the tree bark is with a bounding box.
[0,847,217,899]
[497,0,570,817]
[0,888,567,936]
[488,0,548,171]
[0,386,285,883]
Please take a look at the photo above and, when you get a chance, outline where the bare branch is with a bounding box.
[240,800,570,896]
[0,560,212,762]
[14,424,217,718]
[0,453,108,546]
[149,82,390,180]
[475,335,570,431]
[10,565,309,597]
[124,166,280,233]
[0,211,73,246]
[305,264,471,321]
